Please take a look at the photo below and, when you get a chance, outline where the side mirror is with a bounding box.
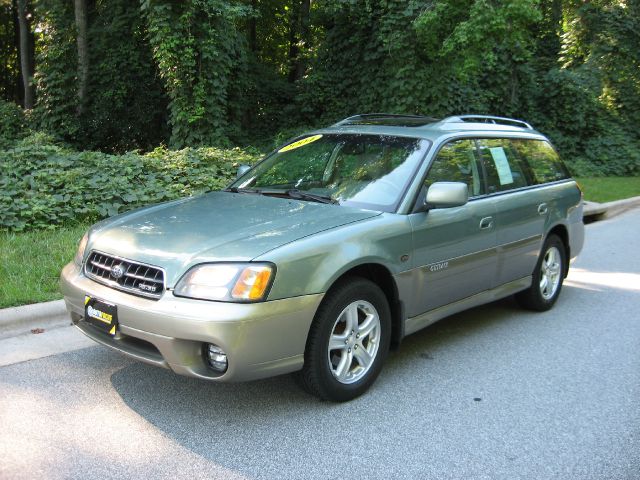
[237,164,251,178]
[425,182,469,209]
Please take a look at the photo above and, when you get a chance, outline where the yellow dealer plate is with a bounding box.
[84,295,119,336]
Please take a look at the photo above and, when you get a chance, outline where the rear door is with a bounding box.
[407,138,498,316]
[475,138,544,287]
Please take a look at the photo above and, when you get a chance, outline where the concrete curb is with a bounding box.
[0,300,71,339]
[0,195,638,339]
[582,201,607,217]
[583,195,640,221]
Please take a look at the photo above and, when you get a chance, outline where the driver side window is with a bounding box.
[425,139,484,197]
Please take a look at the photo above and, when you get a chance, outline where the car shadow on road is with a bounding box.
[109,296,529,478]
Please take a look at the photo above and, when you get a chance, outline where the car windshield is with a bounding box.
[231,133,430,212]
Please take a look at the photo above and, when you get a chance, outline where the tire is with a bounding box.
[516,234,566,311]
[299,277,391,402]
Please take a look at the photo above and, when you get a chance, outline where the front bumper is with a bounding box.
[60,262,323,381]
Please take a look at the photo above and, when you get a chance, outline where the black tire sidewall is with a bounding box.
[306,278,391,401]
[530,235,566,310]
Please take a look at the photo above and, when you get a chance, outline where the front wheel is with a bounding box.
[516,234,566,311]
[299,277,391,402]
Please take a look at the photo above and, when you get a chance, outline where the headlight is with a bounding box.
[173,263,275,302]
[74,232,89,266]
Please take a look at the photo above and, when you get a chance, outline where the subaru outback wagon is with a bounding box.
[60,114,584,401]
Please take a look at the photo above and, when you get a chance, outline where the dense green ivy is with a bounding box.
[80,0,169,152]
[0,3,20,103]
[0,99,27,148]
[31,0,169,151]
[31,0,78,140]
[141,0,250,148]
[296,0,640,176]
[1,0,639,176]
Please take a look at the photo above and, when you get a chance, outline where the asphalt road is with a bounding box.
[2,209,639,480]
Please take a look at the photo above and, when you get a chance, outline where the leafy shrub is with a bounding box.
[0,134,261,231]
[0,100,27,148]
[531,68,640,177]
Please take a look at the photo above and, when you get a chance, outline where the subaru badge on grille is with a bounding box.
[110,264,125,279]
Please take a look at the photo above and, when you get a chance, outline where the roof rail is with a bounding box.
[442,115,533,130]
[333,113,438,127]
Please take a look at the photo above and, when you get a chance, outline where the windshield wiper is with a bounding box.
[284,189,338,204]
[226,187,337,204]
[225,187,261,194]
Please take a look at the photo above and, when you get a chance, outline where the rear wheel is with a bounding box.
[516,234,566,311]
[299,277,391,402]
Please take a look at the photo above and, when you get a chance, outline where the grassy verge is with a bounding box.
[576,177,640,203]
[0,224,88,308]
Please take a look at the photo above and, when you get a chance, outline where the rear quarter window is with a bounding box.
[510,139,570,184]
[476,138,531,193]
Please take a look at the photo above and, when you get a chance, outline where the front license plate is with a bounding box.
[84,295,118,336]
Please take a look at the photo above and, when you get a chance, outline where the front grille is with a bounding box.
[84,251,165,299]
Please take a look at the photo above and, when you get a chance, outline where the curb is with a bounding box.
[0,300,71,339]
[583,195,640,221]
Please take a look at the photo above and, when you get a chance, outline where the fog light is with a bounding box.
[205,344,228,373]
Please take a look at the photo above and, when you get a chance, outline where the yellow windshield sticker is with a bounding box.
[278,134,323,153]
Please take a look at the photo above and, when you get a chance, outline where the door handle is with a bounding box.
[479,216,493,229]
[538,203,548,215]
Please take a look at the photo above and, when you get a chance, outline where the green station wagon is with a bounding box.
[60,114,584,401]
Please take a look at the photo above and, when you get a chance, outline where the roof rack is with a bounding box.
[333,113,439,127]
[442,115,533,130]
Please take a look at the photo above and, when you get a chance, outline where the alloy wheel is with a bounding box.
[539,246,562,300]
[327,300,381,385]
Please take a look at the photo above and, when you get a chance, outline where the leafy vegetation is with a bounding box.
[0,222,88,308]
[142,0,250,148]
[0,98,27,147]
[0,1,636,169]
[0,133,260,231]
[1,1,637,308]
[0,0,639,234]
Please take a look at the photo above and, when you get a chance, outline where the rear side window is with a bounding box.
[510,139,570,184]
[476,139,531,193]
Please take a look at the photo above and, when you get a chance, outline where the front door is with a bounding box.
[407,138,498,317]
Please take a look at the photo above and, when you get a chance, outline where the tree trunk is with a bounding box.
[551,0,562,26]
[249,0,257,52]
[11,0,22,103]
[294,0,311,81]
[287,1,300,83]
[288,0,311,82]
[16,0,33,109]
[74,0,88,115]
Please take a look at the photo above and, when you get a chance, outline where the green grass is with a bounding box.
[0,224,89,308]
[576,177,640,203]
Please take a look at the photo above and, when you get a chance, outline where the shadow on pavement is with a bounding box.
[109,296,525,478]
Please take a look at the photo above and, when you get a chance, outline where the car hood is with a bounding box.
[87,191,380,286]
